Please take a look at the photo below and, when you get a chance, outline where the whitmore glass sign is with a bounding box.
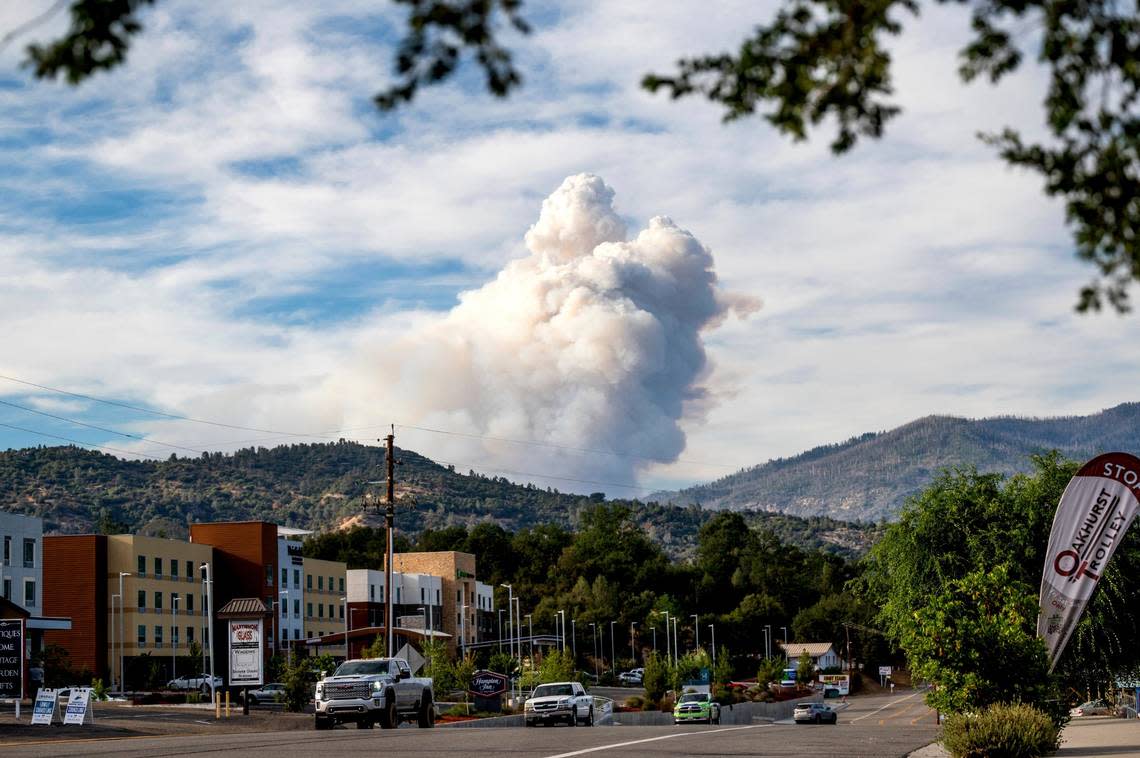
[228,619,264,687]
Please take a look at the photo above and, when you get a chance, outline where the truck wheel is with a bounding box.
[567,710,576,727]
[585,706,594,726]
[378,692,397,729]
[417,693,435,728]
[315,716,333,730]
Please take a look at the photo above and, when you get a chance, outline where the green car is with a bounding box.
[673,692,721,724]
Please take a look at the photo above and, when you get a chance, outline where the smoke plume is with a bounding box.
[343,174,755,490]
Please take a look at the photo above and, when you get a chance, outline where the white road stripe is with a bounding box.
[850,690,924,723]
[541,724,769,758]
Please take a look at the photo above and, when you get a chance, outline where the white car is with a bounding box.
[1070,699,1111,717]
[618,671,643,686]
[524,681,594,727]
[167,674,223,693]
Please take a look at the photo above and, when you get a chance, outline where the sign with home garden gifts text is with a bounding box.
[1038,452,1140,671]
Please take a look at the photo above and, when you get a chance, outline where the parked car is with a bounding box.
[794,702,838,724]
[524,681,594,727]
[673,692,720,724]
[618,670,643,686]
[241,683,285,705]
[167,674,223,693]
[1071,699,1111,717]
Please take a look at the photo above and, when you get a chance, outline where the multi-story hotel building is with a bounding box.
[0,511,42,617]
[302,556,348,656]
[276,527,308,648]
[107,535,214,675]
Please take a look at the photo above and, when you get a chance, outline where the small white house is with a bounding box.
[780,641,845,671]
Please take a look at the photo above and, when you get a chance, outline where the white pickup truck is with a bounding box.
[524,681,595,727]
[314,657,434,730]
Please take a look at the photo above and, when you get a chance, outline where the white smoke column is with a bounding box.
[346,174,755,489]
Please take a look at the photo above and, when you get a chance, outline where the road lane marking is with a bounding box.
[541,724,769,758]
[851,690,924,723]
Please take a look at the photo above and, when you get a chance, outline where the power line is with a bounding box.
[0,398,207,455]
[0,421,164,460]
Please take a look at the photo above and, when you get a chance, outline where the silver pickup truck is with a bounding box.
[314,657,434,729]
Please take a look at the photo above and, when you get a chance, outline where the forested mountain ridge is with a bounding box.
[656,403,1140,521]
[0,441,878,558]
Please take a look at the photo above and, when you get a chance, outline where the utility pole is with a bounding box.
[384,429,395,658]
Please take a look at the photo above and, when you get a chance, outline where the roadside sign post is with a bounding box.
[470,670,508,713]
[228,619,264,716]
[878,665,892,688]
[63,687,95,725]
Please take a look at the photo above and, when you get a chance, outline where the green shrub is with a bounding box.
[90,677,108,701]
[941,702,1059,758]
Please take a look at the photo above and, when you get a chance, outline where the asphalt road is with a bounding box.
[0,690,940,758]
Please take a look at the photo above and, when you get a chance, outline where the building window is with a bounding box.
[186,560,194,579]
[171,592,179,613]
[318,576,324,591]
[294,599,300,618]
[173,627,180,646]
[171,559,179,579]
[369,584,374,600]
[137,589,146,611]
[23,579,35,607]
[155,591,163,611]
[186,593,194,613]
[138,625,146,646]
[306,574,312,590]
[328,576,334,593]
[396,587,401,603]
[22,539,35,569]
[456,589,461,603]
[138,555,146,575]
[294,628,300,640]
[281,567,288,586]
[2,535,9,565]
[281,601,287,617]
[265,564,274,587]
[338,604,344,620]
[2,579,9,601]
[318,603,324,619]
[338,577,344,593]
[187,626,194,643]
[306,602,313,618]
[154,557,162,577]
[155,625,163,647]
[293,569,300,588]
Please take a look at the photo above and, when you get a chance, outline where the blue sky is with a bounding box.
[0,0,1136,497]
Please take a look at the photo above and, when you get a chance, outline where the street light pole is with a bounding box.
[630,621,638,665]
[672,617,678,663]
[340,597,348,658]
[501,584,514,662]
[780,626,788,659]
[172,595,179,681]
[609,621,616,675]
[118,572,130,693]
[709,624,716,666]
[691,614,699,653]
[662,611,671,665]
[764,624,772,660]
[497,609,504,651]
[201,563,215,698]
[570,619,576,663]
[525,614,533,670]
[110,593,119,691]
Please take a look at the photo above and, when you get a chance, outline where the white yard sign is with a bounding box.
[228,619,264,687]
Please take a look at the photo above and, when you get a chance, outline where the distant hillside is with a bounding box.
[0,441,880,558]
[655,403,1140,522]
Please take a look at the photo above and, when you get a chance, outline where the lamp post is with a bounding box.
[557,609,566,653]
[340,597,348,658]
[764,624,772,660]
[672,617,678,663]
[498,609,504,651]
[461,604,469,659]
[525,614,533,670]
[691,614,699,653]
[514,596,521,665]
[780,626,788,659]
[762,626,770,660]
[630,621,638,665]
[200,563,214,698]
[172,595,179,681]
[110,593,119,691]
[609,621,617,675]
[709,623,716,666]
[570,619,576,663]
[657,610,670,666]
[588,622,598,678]
[118,572,130,693]
[500,584,514,662]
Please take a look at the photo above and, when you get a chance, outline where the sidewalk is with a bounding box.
[909,716,1140,757]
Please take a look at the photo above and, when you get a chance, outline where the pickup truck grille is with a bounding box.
[328,682,372,700]
[532,701,563,712]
